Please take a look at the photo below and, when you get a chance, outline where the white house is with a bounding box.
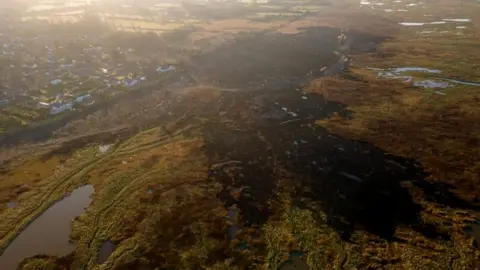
[123,79,138,87]
[37,102,51,109]
[50,79,62,85]
[50,102,73,115]
[75,94,91,103]
[156,65,175,73]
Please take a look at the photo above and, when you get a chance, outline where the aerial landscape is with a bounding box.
[0,0,479,269]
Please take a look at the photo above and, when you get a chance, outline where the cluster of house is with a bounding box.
[156,65,175,73]
[8,62,176,116]
[0,29,178,118]
[37,93,92,115]
[2,61,177,117]
[106,65,175,88]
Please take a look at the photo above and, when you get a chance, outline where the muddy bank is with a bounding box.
[0,185,94,270]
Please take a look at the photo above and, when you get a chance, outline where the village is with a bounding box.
[0,14,177,133]
[0,0,335,134]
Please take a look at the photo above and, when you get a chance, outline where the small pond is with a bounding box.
[97,240,117,264]
[0,185,94,270]
[279,251,309,270]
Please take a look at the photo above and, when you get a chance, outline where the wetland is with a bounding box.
[0,0,479,269]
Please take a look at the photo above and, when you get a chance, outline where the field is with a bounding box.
[1,0,480,269]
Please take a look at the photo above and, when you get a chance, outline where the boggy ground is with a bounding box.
[313,0,480,267]
[10,83,479,269]
[315,0,480,234]
[1,1,480,270]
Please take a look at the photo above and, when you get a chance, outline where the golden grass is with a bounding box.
[264,192,344,269]
[311,0,480,200]
[0,146,98,253]
[277,2,398,36]
[0,156,60,204]
[4,120,229,269]
[191,18,285,41]
[301,2,480,265]
[19,257,57,269]
[351,0,480,80]
[262,180,480,269]
[315,70,480,198]
[69,133,229,269]
[200,19,282,32]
